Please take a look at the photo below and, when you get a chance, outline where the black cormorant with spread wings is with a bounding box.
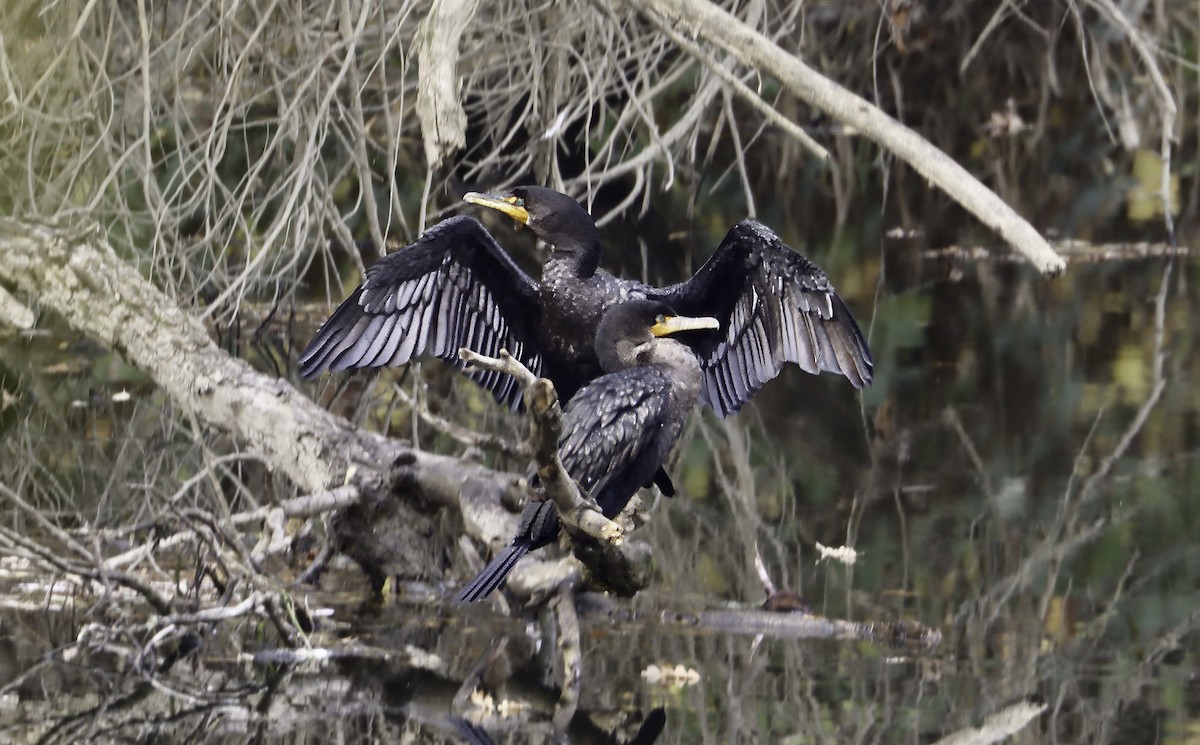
[454,300,718,603]
[298,186,873,418]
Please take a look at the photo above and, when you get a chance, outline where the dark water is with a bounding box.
[1,243,1196,743]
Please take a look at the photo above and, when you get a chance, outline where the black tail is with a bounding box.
[455,543,532,602]
[454,500,562,603]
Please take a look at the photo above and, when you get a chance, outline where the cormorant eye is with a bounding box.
[505,195,525,207]
[655,313,668,324]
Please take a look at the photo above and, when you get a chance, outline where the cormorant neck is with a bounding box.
[598,337,641,373]
[552,234,601,279]
[526,188,604,277]
[598,337,703,399]
[640,339,704,398]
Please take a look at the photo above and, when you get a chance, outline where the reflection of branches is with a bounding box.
[31,681,253,745]
[943,408,995,501]
[964,258,1173,634]
[552,584,582,733]
[1077,258,1172,506]
[1062,586,1200,743]
[16,619,670,743]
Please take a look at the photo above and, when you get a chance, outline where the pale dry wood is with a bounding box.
[930,699,1047,745]
[0,285,33,329]
[416,0,482,168]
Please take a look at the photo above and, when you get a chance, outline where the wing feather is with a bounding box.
[557,368,678,518]
[360,313,399,367]
[298,215,542,409]
[648,220,873,416]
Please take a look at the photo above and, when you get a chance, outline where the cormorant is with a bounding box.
[454,299,718,602]
[298,186,873,418]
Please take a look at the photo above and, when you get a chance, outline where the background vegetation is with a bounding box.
[0,0,1197,741]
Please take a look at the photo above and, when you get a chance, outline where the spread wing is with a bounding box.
[557,367,678,518]
[298,215,542,409]
[648,220,873,417]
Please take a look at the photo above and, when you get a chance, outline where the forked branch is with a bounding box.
[459,348,622,546]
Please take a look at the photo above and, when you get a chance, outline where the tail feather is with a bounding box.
[455,500,562,603]
[455,543,531,603]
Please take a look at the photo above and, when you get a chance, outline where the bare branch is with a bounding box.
[416,0,481,168]
[1085,0,1178,244]
[0,284,33,329]
[643,10,830,164]
[459,348,621,546]
[629,0,1067,275]
[389,381,530,459]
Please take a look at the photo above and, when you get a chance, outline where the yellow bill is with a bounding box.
[651,314,720,337]
[464,192,530,225]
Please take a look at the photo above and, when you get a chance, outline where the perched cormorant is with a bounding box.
[298,186,873,417]
[454,300,718,603]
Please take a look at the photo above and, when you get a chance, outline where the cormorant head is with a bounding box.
[464,186,599,262]
[596,299,719,373]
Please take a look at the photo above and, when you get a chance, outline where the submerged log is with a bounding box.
[679,608,943,649]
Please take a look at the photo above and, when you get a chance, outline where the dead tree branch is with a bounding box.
[0,218,651,601]
[460,348,622,546]
[627,0,1068,275]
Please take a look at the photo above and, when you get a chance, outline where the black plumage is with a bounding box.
[454,300,717,603]
[298,186,873,416]
[298,216,541,406]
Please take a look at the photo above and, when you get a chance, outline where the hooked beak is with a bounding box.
[464,192,530,225]
[651,314,720,337]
